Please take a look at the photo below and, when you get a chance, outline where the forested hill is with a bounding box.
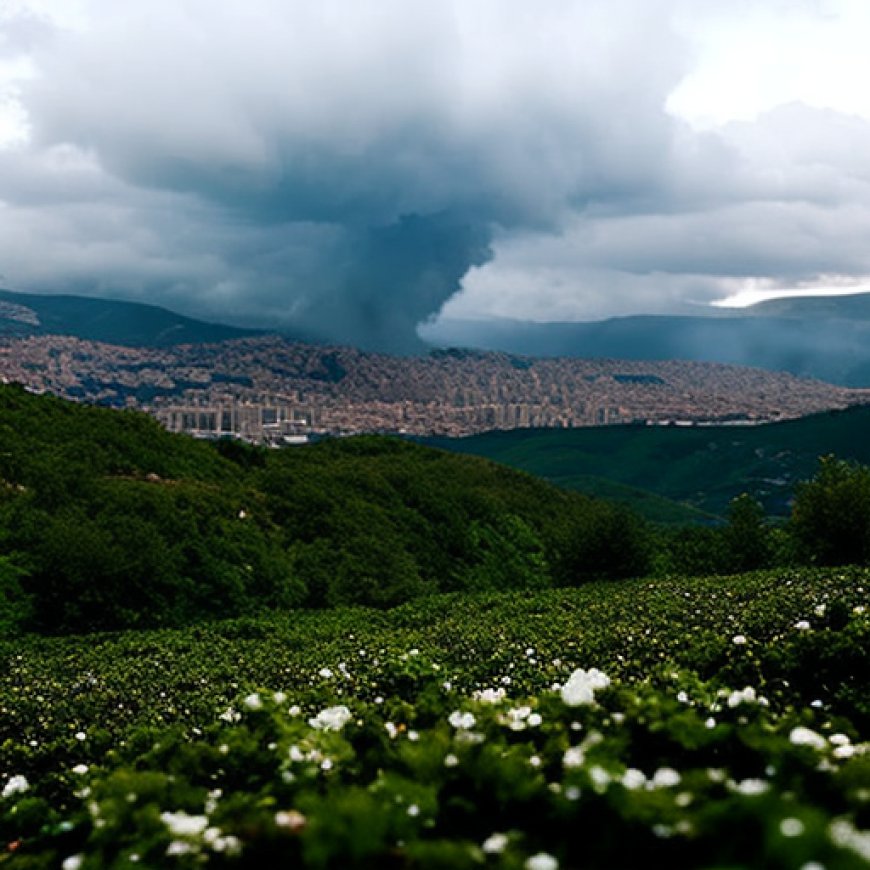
[426,404,870,519]
[0,288,262,347]
[0,385,646,635]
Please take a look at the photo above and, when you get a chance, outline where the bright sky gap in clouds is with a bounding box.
[1,0,870,351]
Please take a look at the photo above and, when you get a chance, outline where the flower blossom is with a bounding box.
[309,705,352,731]
[161,811,209,838]
[2,775,29,799]
[727,686,757,708]
[473,687,507,704]
[526,852,559,870]
[789,726,827,751]
[482,832,509,854]
[448,711,476,730]
[560,668,610,706]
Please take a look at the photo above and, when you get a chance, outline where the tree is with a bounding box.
[723,493,770,573]
[0,554,31,634]
[790,456,870,566]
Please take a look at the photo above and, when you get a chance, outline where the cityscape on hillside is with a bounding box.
[1,333,867,440]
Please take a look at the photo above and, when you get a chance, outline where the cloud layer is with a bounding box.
[1,0,870,350]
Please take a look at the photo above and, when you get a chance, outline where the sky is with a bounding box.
[1,0,870,351]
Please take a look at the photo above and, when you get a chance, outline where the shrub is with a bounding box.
[791,456,870,566]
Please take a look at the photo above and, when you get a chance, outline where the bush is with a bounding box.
[723,493,771,573]
[791,456,870,566]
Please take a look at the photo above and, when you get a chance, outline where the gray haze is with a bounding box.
[1,1,870,351]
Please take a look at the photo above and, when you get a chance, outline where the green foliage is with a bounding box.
[2,567,870,867]
[0,385,657,633]
[658,526,730,576]
[723,493,772,573]
[428,404,870,520]
[556,503,653,582]
[0,553,31,633]
[791,455,870,566]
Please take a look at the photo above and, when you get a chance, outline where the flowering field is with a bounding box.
[3,567,870,867]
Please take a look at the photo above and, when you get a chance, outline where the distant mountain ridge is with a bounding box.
[430,293,870,387]
[750,292,870,320]
[6,286,870,388]
[0,288,263,347]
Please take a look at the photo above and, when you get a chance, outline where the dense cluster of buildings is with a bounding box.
[2,334,868,441]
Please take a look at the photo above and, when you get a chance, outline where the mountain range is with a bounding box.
[4,287,870,386]
[428,293,870,387]
[0,288,262,347]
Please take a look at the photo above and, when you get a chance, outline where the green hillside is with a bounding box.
[0,385,649,634]
[427,405,870,519]
[0,289,262,347]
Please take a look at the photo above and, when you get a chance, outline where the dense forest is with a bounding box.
[0,386,649,634]
[2,384,869,636]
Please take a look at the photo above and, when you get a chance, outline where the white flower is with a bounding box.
[733,778,769,796]
[482,832,509,854]
[727,686,757,708]
[318,667,334,679]
[732,634,747,645]
[528,713,543,727]
[242,693,262,711]
[407,803,420,817]
[794,620,811,631]
[308,705,352,731]
[780,817,805,838]
[790,726,827,751]
[74,731,87,741]
[71,764,89,776]
[563,747,585,769]
[589,765,610,792]
[2,775,29,799]
[560,668,610,706]
[621,768,647,790]
[167,841,194,856]
[651,768,681,789]
[829,818,870,862]
[525,852,559,870]
[275,810,307,830]
[161,811,209,838]
[473,687,507,704]
[444,753,459,768]
[814,604,826,617]
[62,855,84,870]
[448,711,476,730]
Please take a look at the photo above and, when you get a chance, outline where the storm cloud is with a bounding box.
[1,0,870,350]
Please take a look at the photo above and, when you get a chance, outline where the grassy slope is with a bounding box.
[427,405,870,519]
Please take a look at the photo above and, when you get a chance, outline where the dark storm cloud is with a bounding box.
[1,1,869,347]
